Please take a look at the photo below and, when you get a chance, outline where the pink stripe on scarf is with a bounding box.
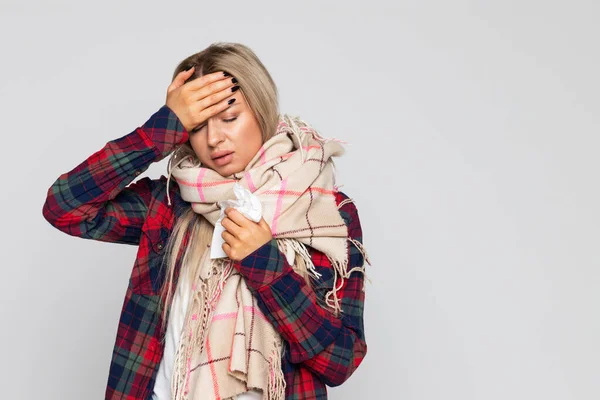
[212,312,237,321]
[200,180,238,188]
[205,338,221,400]
[211,307,269,323]
[271,178,287,235]
[261,187,336,196]
[178,177,238,188]
[259,146,267,165]
[244,171,256,193]
[302,145,322,151]
[196,168,207,202]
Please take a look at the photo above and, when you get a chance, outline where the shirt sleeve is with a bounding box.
[233,195,368,387]
[42,105,189,245]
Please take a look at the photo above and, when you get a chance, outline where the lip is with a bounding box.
[212,151,234,166]
[211,150,234,160]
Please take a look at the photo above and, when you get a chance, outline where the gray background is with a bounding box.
[1,1,599,399]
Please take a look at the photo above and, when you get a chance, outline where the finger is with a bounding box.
[190,95,238,132]
[221,229,238,245]
[189,76,237,102]
[225,208,253,228]
[191,84,240,118]
[222,241,231,257]
[185,70,233,93]
[258,217,271,231]
[221,216,242,238]
[167,66,195,93]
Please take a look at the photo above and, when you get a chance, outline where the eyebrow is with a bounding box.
[218,102,240,115]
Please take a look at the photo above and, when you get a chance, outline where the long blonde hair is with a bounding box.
[157,42,312,327]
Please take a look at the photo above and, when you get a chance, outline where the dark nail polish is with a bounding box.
[223,71,231,77]
[231,77,238,84]
[228,98,236,105]
[231,85,240,92]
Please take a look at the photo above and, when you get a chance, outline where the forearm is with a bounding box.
[42,105,188,241]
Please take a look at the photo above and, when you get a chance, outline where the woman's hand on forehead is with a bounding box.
[165,68,240,133]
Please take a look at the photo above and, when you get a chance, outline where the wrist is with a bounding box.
[235,239,291,290]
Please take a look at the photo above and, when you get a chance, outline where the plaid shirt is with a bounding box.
[42,105,367,400]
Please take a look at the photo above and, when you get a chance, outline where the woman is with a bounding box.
[42,42,369,400]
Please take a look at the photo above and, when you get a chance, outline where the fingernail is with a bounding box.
[228,98,236,105]
[223,71,231,77]
[231,77,238,84]
[231,85,240,92]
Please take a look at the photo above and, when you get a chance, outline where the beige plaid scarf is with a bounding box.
[166,114,353,400]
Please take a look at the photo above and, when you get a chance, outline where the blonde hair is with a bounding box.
[157,42,313,327]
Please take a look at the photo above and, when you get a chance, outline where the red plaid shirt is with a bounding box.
[42,105,367,399]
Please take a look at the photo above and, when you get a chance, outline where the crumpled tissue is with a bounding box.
[210,183,263,259]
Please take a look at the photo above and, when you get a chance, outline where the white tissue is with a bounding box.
[210,183,263,259]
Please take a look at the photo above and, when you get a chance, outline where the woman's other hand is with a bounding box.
[165,67,239,133]
[221,208,273,261]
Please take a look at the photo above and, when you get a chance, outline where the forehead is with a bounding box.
[221,92,246,111]
[217,102,239,115]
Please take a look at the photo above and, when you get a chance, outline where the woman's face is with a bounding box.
[188,91,263,177]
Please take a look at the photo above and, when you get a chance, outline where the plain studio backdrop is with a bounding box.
[1,1,598,399]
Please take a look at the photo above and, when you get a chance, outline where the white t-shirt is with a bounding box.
[152,272,262,400]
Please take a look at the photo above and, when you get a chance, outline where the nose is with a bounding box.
[206,119,225,147]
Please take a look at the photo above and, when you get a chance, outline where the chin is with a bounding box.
[215,163,242,177]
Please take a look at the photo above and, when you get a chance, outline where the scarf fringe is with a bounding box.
[317,196,372,314]
[324,237,371,315]
[171,258,233,400]
[274,202,371,317]
[267,338,286,400]
[276,238,321,280]
[166,147,188,207]
[278,235,371,317]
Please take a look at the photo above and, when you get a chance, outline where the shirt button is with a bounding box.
[157,243,163,250]
[134,170,141,176]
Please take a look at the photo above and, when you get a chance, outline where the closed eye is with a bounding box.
[191,116,237,133]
